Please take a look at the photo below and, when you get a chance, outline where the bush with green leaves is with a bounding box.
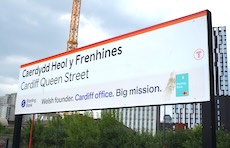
[20,114,230,148]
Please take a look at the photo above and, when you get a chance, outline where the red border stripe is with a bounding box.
[21,10,207,68]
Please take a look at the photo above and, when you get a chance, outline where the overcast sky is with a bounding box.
[0,0,230,98]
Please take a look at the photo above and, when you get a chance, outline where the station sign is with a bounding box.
[15,10,212,114]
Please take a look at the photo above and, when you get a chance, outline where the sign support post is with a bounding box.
[202,10,216,148]
[202,101,216,148]
[12,115,23,148]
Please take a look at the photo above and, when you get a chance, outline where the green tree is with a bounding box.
[20,113,229,147]
[0,123,13,136]
[40,116,66,148]
[0,123,4,134]
[134,132,159,148]
[99,112,138,148]
[217,128,230,148]
[20,119,32,147]
[21,119,46,148]
[63,114,100,148]
[182,125,202,148]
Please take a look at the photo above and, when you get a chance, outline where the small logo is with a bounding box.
[21,100,26,108]
[194,48,204,60]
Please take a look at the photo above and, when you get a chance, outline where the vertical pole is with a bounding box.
[202,101,216,148]
[202,10,216,148]
[6,138,8,148]
[156,106,161,133]
[12,115,23,148]
[28,114,35,148]
[163,105,166,148]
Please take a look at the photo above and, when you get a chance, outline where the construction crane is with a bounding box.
[28,2,82,147]
[67,0,81,51]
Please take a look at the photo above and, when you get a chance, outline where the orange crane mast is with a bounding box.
[67,0,81,51]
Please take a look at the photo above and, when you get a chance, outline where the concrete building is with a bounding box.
[213,26,229,129]
[118,106,160,135]
[172,103,202,128]
[172,26,229,129]
[0,93,16,123]
[0,95,7,120]
[213,26,229,96]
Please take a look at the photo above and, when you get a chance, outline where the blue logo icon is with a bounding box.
[21,100,26,108]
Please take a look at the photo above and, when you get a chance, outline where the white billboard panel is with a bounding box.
[15,10,212,114]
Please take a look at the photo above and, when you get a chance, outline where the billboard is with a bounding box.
[15,10,212,114]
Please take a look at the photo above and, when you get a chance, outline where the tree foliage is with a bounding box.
[182,125,202,148]
[217,128,230,148]
[0,123,4,134]
[20,113,230,148]
[0,123,13,136]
